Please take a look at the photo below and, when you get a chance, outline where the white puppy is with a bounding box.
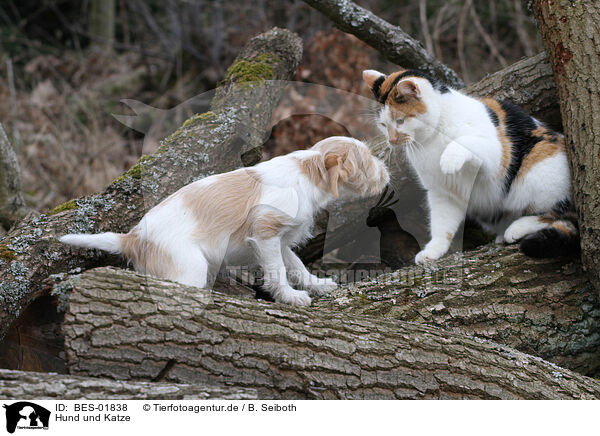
[60,136,390,306]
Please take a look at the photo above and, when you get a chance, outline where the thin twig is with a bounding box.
[456,0,472,84]
[469,2,508,68]
[512,0,535,56]
[419,0,434,54]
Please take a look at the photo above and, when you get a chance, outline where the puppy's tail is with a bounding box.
[519,203,580,258]
[59,232,123,254]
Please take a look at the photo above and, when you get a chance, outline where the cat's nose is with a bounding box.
[388,135,402,145]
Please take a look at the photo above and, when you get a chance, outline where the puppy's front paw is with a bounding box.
[275,286,312,306]
[440,152,466,175]
[306,277,338,296]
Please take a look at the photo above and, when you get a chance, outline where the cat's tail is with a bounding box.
[519,205,580,258]
[59,232,123,254]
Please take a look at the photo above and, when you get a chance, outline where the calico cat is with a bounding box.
[362,68,579,264]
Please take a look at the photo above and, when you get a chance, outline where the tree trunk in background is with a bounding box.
[0,28,303,340]
[532,1,600,289]
[0,123,29,231]
[89,0,115,52]
[62,267,600,400]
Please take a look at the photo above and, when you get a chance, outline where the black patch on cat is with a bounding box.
[520,227,580,258]
[501,100,538,194]
[552,198,575,216]
[378,69,450,103]
[485,106,499,127]
[372,75,385,100]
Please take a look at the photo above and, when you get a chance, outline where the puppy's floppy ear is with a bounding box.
[396,79,420,98]
[362,70,385,99]
[324,154,346,198]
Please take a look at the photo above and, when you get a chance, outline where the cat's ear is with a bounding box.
[362,70,386,98]
[362,70,385,88]
[324,154,347,198]
[397,79,421,99]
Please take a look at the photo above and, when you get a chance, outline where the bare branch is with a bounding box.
[301,0,464,88]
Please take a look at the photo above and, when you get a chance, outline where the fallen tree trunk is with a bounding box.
[0,369,258,400]
[63,267,600,400]
[533,0,600,289]
[315,244,600,376]
[0,28,303,340]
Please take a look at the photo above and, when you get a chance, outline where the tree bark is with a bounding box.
[0,369,258,400]
[0,28,303,340]
[464,52,561,131]
[532,0,600,289]
[0,122,30,231]
[89,0,116,52]
[63,266,600,400]
[315,243,600,376]
[301,0,464,88]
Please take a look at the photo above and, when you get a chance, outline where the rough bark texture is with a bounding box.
[533,0,600,288]
[464,52,561,131]
[0,28,303,340]
[0,369,258,400]
[0,122,30,230]
[315,244,599,376]
[63,266,600,400]
[301,0,464,88]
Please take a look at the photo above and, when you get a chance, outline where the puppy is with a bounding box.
[59,136,390,306]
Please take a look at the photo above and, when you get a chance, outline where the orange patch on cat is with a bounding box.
[517,138,565,180]
[552,220,576,236]
[479,97,512,174]
[389,97,428,118]
[377,70,407,98]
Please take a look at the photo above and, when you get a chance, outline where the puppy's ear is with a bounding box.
[362,70,386,99]
[325,154,346,198]
[397,79,420,98]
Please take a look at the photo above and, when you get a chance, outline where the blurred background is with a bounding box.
[0,0,542,214]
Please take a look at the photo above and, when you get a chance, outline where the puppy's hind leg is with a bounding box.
[171,244,211,289]
[250,237,311,306]
[282,246,337,296]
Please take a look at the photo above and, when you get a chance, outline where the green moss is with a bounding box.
[112,154,157,184]
[48,199,78,215]
[220,53,279,86]
[181,111,217,129]
[0,244,17,261]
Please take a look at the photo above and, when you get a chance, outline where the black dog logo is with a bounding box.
[3,402,50,433]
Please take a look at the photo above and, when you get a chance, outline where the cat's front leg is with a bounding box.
[416,189,467,264]
[439,139,478,175]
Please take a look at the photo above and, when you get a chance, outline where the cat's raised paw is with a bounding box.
[439,151,467,175]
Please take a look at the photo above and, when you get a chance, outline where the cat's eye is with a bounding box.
[395,119,404,126]
[378,122,386,128]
